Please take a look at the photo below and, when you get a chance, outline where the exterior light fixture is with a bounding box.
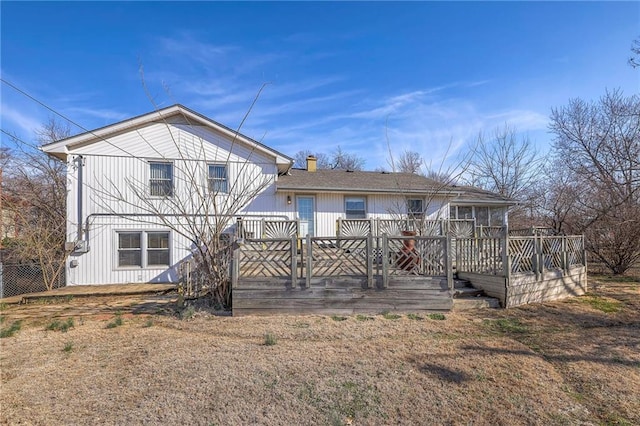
[287,195,292,205]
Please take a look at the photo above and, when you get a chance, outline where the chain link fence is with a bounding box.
[0,262,65,298]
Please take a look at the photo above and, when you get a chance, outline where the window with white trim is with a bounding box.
[149,162,173,197]
[345,197,366,219]
[208,164,228,193]
[117,231,170,268]
[407,198,424,218]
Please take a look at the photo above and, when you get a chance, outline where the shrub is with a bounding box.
[106,312,124,329]
[381,311,401,320]
[428,313,446,321]
[355,314,374,321]
[46,317,75,332]
[264,333,277,346]
[0,320,22,338]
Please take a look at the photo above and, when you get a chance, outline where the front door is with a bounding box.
[297,196,315,237]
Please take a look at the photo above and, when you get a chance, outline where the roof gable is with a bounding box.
[41,104,293,167]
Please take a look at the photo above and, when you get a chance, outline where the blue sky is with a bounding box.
[1,1,638,169]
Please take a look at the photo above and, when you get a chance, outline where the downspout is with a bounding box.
[75,155,84,241]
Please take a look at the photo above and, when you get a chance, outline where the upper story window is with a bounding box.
[345,197,366,219]
[407,198,424,218]
[149,162,173,197]
[208,164,228,194]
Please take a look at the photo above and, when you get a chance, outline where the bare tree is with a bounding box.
[383,134,472,233]
[1,119,70,290]
[549,89,640,274]
[629,37,640,68]
[293,147,365,170]
[532,157,582,234]
[466,125,541,199]
[464,125,542,227]
[331,146,365,170]
[292,150,331,169]
[396,150,424,174]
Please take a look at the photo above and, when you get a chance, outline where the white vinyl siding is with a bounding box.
[149,162,173,197]
[208,164,228,193]
[345,197,366,219]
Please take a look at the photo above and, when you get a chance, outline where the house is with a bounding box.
[41,104,515,287]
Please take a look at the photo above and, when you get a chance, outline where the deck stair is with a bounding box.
[452,278,501,310]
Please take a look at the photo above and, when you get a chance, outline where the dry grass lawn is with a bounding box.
[1,275,638,425]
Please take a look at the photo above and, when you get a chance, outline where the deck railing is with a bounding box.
[227,232,585,291]
[456,234,586,278]
[232,234,452,290]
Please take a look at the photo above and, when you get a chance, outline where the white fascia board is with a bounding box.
[41,105,293,167]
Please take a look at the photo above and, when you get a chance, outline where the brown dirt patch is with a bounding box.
[1,275,638,425]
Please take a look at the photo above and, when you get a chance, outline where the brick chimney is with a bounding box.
[306,155,317,172]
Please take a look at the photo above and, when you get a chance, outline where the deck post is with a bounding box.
[381,234,389,289]
[260,218,266,239]
[231,247,240,289]
[445,235,453,291]
[366,233,373,289]
[291,235,298,287]
[337,217,342,237]
[502,235,511,281]
[305,234,312,289]
[534,235,542,281]
[236,217,243,239]
[561,236,568,274]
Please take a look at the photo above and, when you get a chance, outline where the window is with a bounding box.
[149,162,173,197]
[208,164,228,193]
[490,207,504,226]
[457,206,472,219]
[345,197,366,219]
[407,198,424,218]
[117,231,170,268]
[147,232,170,266]
[118,232,142,267]
[475,206,489,226]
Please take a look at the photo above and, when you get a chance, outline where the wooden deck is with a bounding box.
[233,276,453,316]
[0,283,177,304]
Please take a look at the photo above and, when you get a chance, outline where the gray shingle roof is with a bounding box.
[276,168,515,204]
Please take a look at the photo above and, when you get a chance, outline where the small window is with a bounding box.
[476,206,489,226]
[457,206,472,220]
[490,207,504,226]
[449,206,457,220]
[345,197,366,219]
[147,232,170,266]
[407,199,424,218]
[118,232,142,267]
[208,164,228,193]
[149,162,173,197]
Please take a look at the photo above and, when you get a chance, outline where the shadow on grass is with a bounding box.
[459,344,640,368]
[406,356,471,384]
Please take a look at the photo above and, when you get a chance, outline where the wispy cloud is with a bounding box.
[64,107,129,122]
[0,103,42,137]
